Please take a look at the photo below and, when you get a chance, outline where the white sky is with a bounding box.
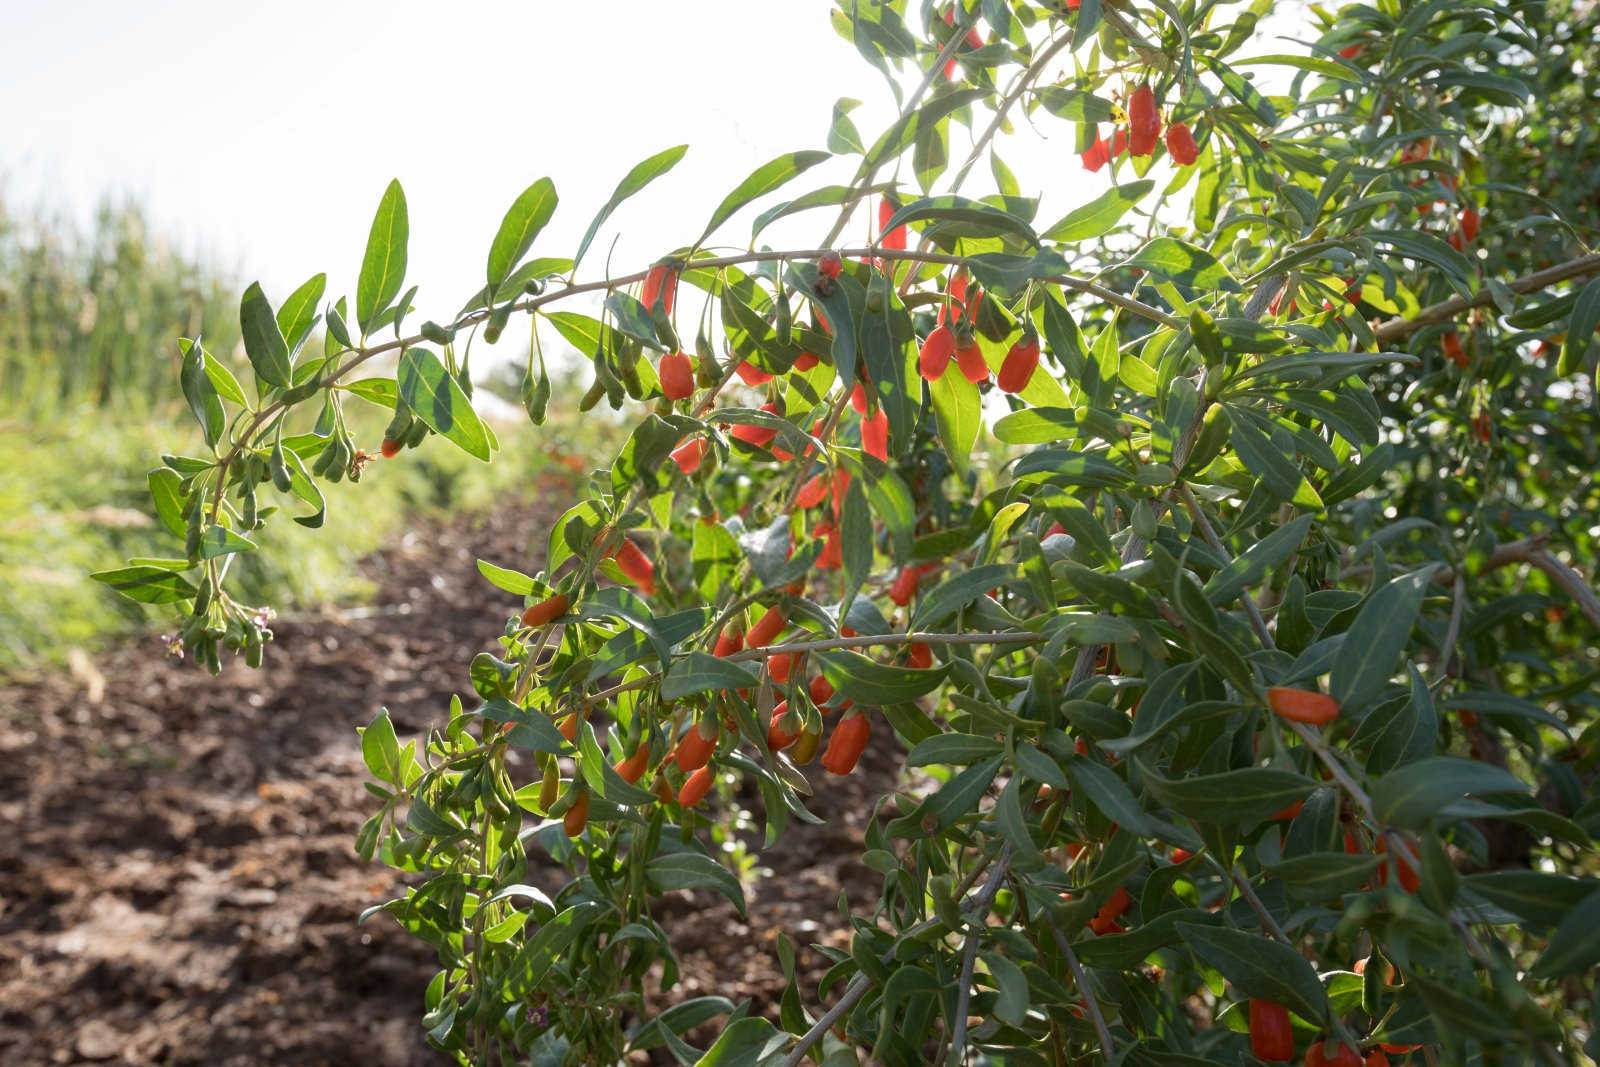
[3,0,1312,364]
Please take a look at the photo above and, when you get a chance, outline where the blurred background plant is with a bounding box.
[0,189,609,675]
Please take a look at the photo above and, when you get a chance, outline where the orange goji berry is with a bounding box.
[1266,686,1340,725]
[677,765,713,807]
[563,791,590,837]
[520,593,569,628]
[821,712,870,774]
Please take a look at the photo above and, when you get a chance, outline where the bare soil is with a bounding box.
[0,478,895,1066]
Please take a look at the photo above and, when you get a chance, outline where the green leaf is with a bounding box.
[905,733,1004,766]
[396,347,492,461]
[239,282,293,389]
[840,478,873,615]
[1042,181,1153,242]
[356,178,409,334]
[90,565,198,605]
[818,649,948,705]
[879,195,1039,248]
[929,364,982,476]
[918,754,1004,831]
[694,1017,783,1067]
[1204,515,1314,605]
[476,560,538,596]
[1330,568,1436,713]
[1176,923,1329,1023]
[359,708,404,785]
[178,340,224,448]
[487,177,559,289]
[660,652,760,700]
[1121,237,1240,292]
[280,446,326,528]
[1066,755,1154,835]
[828,97,865,155]
[646,852,747,915]
[1371,757,1531,830]
[910,564,1013,630]
[1265,853,1382,900]
[1462,871,1600,926]
[1223,406,1319,508]
[199,524,257,560]
[1560,275,1600,377]
[340,377,398,408]
[574,146,686,270]
[1012,448,1133,487]
[200,347,249,409]
[276,273,326,355]
[982,949,1031,1026]
[697,150,830,246]
[146,468,187,538]
[1032,86,1116,122]
[1141,764,1315,826]
[503,900,607,998]
[1365,665,1437,773]
[993,406,1076,444]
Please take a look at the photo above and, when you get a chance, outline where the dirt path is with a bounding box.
[0,478,894,1066]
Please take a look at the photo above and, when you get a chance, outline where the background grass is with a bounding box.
[0,192,614,676]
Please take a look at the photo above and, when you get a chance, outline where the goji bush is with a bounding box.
[104,1,1600,1064]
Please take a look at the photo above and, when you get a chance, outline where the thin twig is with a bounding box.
[1047,923,1115,1063]
[948,843,1016,1067]
[1371,252,1600,342]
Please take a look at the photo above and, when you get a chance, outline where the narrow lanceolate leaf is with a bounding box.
[1204,514,1314,605]
[179,339,225,447]
[660,651,759,700]
[878,195,1040,248]
[1120,237,1240,292]
[818,649,948,705]
[929,366,981,476]
[1329,567,1437,713]
[1141,764,1315,826]
[276,272,326,356]
[646,853,747,915]
[574,145,687,270]
[839,479,873,616]
[1176,923,1330,1024]
[910,564,1014,630]
[90,566,198,605]
[239,282,293,389]
[502,901,608,997]
[487,177,559,290]
[1042,180,1153,243]
[1559,275,1600,377]
[697,150,830,247]
[199,524,257,560]
[356,178,409,334]
[1371,757,1530,830]
[146,468,186,538]
[396,347,492,461]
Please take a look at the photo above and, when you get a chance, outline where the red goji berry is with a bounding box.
[1165,121,1199,166]
[658,351,695,400]
[1248,999,1294,1062]
[1128,84,1161,156]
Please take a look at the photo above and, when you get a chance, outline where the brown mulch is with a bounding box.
[0,473,896,1066]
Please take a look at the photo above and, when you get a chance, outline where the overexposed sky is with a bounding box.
[3,1,1312,349]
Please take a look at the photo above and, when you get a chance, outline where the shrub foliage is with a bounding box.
[107,1,1600,1064]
